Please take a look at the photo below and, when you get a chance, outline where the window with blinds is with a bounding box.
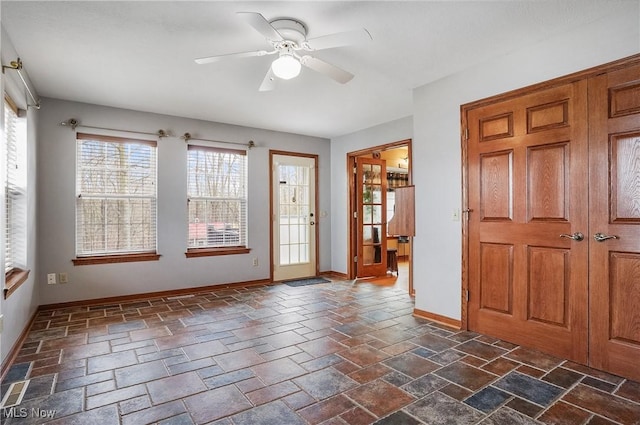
[76,133,157,257]
[187,145,247,249]
[4,98,27,274]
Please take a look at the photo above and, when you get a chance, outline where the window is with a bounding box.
[4,96,29,297]
[186,145,248,256]
[74,133,158,264]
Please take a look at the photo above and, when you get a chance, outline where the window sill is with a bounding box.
[73,252,161,266]
[185,247,251,258]
[4,268,30,299]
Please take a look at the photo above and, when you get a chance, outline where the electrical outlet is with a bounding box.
[0,315,4,334]
[47,273,57,285]
[252,257,258,267]
[59,272,69,284]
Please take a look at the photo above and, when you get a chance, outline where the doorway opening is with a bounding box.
[347,139,414,295]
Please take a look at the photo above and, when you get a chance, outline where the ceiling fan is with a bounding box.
[195,12,372,91]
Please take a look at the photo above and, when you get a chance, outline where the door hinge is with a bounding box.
[353,166,357,174]
[465,289,470,302]
[353,211,357,219]
[463,128,469,141]
[353,255,358,263]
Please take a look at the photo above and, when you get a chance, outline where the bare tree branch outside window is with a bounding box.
[187,146,247,248]
[76,134,157,256]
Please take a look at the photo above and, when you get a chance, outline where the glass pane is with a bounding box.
[372,225,382,244]
[372,205,382,224]
[279,225,289,244]
[372,244,382,264]
[280,245,290,266]
[298,223,307,243]
[363,225,372,244]
[363,206,373,224]
[363,245,374,265]
[290,244,300,264]
[371,165,382,184]
[300,244,309,262]
[372,185,382,203]
[290,223,300,244]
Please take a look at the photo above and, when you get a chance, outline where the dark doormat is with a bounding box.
[283,277,330,287]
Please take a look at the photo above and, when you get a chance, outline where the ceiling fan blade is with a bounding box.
[300,56,354,84]
[195,50,270,65]
[305,28,372,51]
[259,67,277,92]
[237,12,283,43]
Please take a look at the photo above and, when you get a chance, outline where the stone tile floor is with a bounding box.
[1,278,639,424]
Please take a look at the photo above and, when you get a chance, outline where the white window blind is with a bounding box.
[76,133,157,256]
[187,145,247,249]
[4,98,27,273]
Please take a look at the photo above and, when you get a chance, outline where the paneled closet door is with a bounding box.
[467,81,590,363]
[588,65,640,382]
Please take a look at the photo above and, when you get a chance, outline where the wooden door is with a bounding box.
[467,82,589,363]
[588,65,640,381]
[356,157,387,277]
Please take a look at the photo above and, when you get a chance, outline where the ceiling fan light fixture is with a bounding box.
[271,53,301,80]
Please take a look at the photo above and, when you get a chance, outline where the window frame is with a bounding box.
[74,132,159,265]
[3,95,30,298]
[185,144,249,258]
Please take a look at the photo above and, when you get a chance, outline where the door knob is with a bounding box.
[593,233,619,242]
[560,232,584,241]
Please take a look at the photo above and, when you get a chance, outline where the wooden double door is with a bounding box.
[465,57,640,381]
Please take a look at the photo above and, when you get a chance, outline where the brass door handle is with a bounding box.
[593,233,619,242]
[560,232,584,241]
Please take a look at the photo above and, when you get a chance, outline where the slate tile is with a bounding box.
[345,380,414,417]
[231,400,306,424]
[494,372,564,407]
[122,400,186,425]
[435,361,497,391]
[298,395,355,425]
[402,374,448,398]
[251,357,307,385]
[562,384,640,425]
[184,385,253,423]
[478,407,541,425]
[542,367,583,389]
[538,401,592,425]
[373,411,421,425]
[506,397,544,418]
[456,340,507,361]
[404,391,484,425]
[46,405,119,425]
[146,371,206,404]
[464,386,512,413]
[294,367,358,400]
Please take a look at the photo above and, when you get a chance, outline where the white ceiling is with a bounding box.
[1,1,627,138]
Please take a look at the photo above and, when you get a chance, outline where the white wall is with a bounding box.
[1,28,40,363]
[37,98,330,305]
[412,5,640,320]
[330,117,413,274]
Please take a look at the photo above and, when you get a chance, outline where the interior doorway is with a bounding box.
[347,139,414,295]
[270,151,318,282]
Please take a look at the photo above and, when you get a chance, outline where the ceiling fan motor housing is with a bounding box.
[270,18,307,46]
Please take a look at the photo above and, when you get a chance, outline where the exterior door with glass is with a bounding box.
[272,154,317,281]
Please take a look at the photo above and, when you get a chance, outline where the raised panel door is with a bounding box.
[588,65,640,381]
[467,82,589,363]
